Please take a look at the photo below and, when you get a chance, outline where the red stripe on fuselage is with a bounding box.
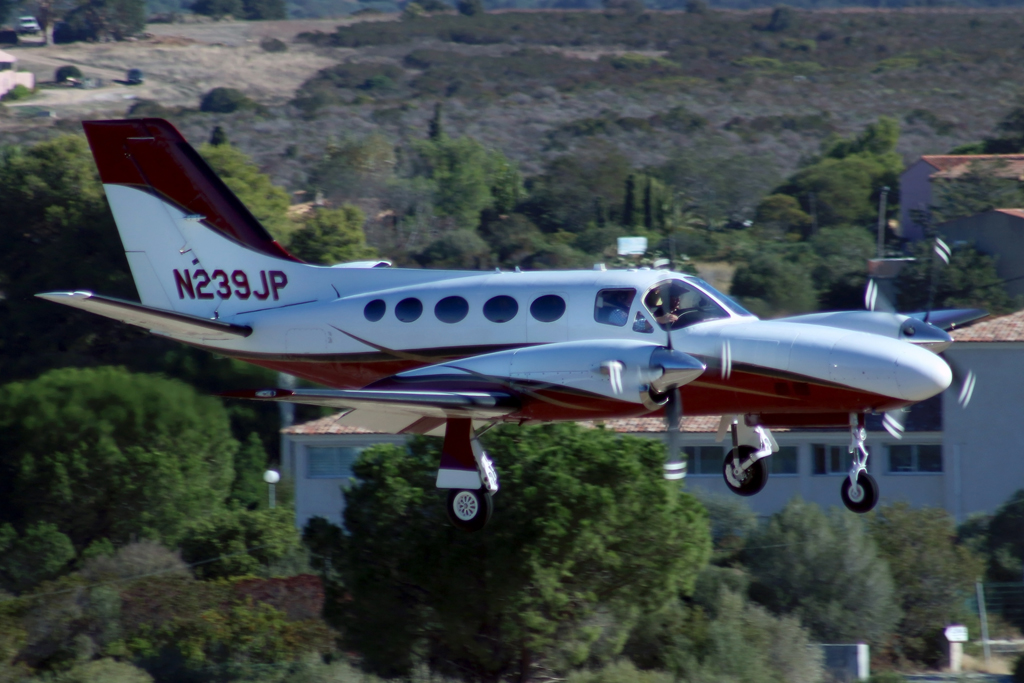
[225,351,906,422]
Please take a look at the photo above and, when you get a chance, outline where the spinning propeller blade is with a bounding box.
[663,388,685,480]
[882,409,907,439]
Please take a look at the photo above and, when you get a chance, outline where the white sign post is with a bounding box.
[945,625,968,673]
[617,236,648,256]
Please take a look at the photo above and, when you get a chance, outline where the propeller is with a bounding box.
[658,280,687,481]
[865,236,982,438]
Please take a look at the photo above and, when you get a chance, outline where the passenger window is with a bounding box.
[594,288,635,327]
[530,295,566,323]
[364,299,386,322]
[484,295,518,323]
[633,311,654,333]
[644,280,728,330]
[395,298,423,322]
[435,296,469,324]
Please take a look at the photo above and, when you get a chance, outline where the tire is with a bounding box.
[446,489,493,532]
[723,446,769,497]
[841,471,879,514]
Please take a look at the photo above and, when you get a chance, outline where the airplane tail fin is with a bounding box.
[81,118,308,317]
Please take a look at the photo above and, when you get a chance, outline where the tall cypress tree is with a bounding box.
[428,102,445,141]
[623,173,638,228]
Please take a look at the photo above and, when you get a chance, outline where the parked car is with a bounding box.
[125,68,144,85]
[17,16,41,35]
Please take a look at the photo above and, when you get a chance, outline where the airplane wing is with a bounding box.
[36,291,252,341]
[222,388,518,431]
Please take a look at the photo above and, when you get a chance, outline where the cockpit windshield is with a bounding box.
[685,277,754,317]
[643,279,733,330]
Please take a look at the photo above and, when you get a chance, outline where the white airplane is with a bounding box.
[38,119,978,531]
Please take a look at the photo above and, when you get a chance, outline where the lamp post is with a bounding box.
[263,469,280,509]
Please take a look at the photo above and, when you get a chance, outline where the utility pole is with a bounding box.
[876,186,890,258]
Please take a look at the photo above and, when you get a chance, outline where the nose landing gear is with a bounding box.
[720,417,776,497]
[841,413,879,514]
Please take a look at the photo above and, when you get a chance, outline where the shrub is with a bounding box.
[199,87,258,113]
[457,0,483,15]
[1,84,32,102]
[259,37,288,52]
[54,65,82,82]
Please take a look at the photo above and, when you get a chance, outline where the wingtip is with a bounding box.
[219,388,295,400]
[36,291,94,302]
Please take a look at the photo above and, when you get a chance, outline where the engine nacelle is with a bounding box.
[783,311,952,352]
[398,339,706,404]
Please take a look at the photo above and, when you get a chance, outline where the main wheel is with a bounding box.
[723,446,769,497]
[446,489,493,532]
[841,471,879,513]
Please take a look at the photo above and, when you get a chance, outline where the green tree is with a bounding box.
[53,0,144,42]
[190,0,243,17]
[198,87,260,114]
[930,159,1024,223]
[209,125,229,146]
[742,498,899,644]
[754,194,812,240]
[305,424,712,681]
[230,433,270,510]
[411,135,523,230]
[241,0,285,18]
[288,206,376,266]
[198,142,293,243]
[809,225,875,310]
[0,135,136,381]
[894,240,1015,315]
[428,101,444,140]
[773,118,902,229]
[622,570,823,683]
[0,522,76,593]
[457,0,483,15]
[981,490,1024,583]
[868,503,984,665]
[178,507,302,580]
[0,367,238,551]
[730,248,818,316]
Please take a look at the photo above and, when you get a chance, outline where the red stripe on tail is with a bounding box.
[82,118,302,263]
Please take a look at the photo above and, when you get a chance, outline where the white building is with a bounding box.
[0,49,34,99]
[280,310,1024,529]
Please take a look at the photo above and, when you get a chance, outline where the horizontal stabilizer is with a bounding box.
[906,309,988,332]
[222,388,517,419]
[36,291,252,341]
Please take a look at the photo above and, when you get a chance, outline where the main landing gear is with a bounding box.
[717,414,879,514]
[841,414,879,514]
[720,418,775,497]
[437,418,499,532]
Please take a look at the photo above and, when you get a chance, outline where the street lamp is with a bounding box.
[263,469,280,509]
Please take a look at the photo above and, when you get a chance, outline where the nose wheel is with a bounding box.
[446,489,493,533]
[723,446,769,497]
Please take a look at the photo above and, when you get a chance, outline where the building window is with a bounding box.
[307,446,363,478]
[889,444,942,473]
[395,297,423,322]
[530,295,566,322]
[684,446,724,476]
[434,296,469,324]
[595,288,635,327]
[364,299,385,321]
[812,444,856,475]
[771,446,798,475]
[483,295,518,323]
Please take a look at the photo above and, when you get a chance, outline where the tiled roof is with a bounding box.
[952,308,1024,342]
[283,413,386,435]
[920,155,1024,179]
[580,416,722,433]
